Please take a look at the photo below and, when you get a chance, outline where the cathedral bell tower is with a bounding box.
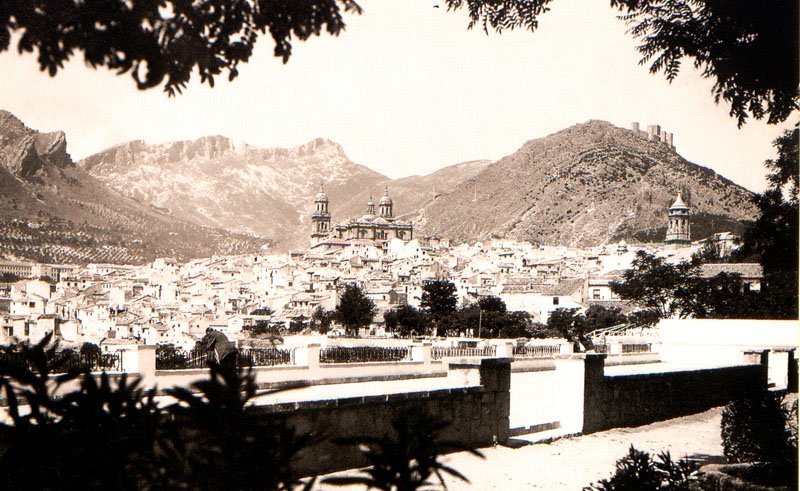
[665,193,691,245]
[379,186,393,218]
[311,184,331,242]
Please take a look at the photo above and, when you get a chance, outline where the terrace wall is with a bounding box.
[250,358,512,476]
[556,352,770,435]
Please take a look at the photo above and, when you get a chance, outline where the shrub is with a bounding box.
[720,389,798,484]
[0,335,314,490]
[324,410,483,491]
[584,445,697,491]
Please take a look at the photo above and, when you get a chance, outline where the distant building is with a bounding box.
[311,186,413,246]
[665,194,691,245]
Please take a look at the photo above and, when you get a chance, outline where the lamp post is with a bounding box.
[478,308,482,339]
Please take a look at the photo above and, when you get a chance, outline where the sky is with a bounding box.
[0,0,794,193]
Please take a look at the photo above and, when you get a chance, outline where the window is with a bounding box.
[593,289,601,300]
[29,302,35,308]
[553,297,559,305]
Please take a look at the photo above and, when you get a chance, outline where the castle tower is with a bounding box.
[311,184,331,242]
[665,193,691,244]
[379,186,393,218]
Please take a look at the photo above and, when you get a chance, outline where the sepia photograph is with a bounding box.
[0,0,797,489]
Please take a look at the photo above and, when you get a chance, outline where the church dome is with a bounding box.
[315,191,328,202]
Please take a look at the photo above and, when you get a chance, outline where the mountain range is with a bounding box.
[0,110,757,263]
[0,111,266,264]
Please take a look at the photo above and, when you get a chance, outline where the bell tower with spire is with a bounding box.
[379,186,393,218]
[311,183,331,242]
[665,193,691,244]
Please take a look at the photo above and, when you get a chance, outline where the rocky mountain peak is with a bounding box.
[0,110,73,177]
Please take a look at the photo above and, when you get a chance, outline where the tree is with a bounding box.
[477,296,506,314]
[420,281,458,337]
[547,308,593,352]
[613,251,769,320]
[311,306,335,334]
[584,305,627,332]
[0,273,21,283]
[0,0,363,95]
[736,129,799,319]
[334,284,375,336]
[384,305,429,337]
[443,0,798,126]
[610,251,691,319]
[250,307,274,316]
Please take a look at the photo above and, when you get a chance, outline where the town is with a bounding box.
[0,190,762,359]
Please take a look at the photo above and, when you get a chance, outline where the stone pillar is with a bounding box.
[560,340,574,355]
[121,349,140,374]
[137,345,157,388]
[743,349,769,388]
[479,357,511,444]
[411,342,432,364]
[788,349,798,393]
[295,344,321,369]
[494,342,514,358]
[555,353,606,435]
[608,340,621,355]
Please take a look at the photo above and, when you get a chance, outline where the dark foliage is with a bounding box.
[721,389,798,473]
[420,280,458,335]
[324,410,483,491]
[546,308,594,351]
[611,251,772,320]
[736,128,799,319]
[0,335,315,490]
[584,305,627,332]
[311,306,335,334]
[444,0,798,126]
[0,273,21,283]
[384,304,430,337]
[584,445,697,491]
[0,0,363,95]
[334,283,376,336]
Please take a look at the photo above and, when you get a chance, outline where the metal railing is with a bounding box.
[621,343,652,354]
[155,348,294,370]
[431,346,496,360]
[0,350,123,373]
[512,344,562,358]
[319,346,410,364]
[238,348,293,367]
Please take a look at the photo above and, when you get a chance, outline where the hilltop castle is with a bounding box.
[631,122,675,151]
[311,186,414,246]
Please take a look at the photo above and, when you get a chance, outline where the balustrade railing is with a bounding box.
[155,348,294,370]
[319,346,410,364]
[431,346,496,360]
[512,344,562,358]
[0,350,122,373]
[621,343,652,354]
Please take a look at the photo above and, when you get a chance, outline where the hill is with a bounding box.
[0,111,266,264]
[415,120,756,245]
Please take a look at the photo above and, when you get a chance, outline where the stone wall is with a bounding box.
[250,358,511,476]
[580,352,767,434]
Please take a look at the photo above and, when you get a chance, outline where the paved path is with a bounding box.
[318,406,726,491]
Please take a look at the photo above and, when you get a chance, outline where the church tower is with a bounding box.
[379,186,393,218]
[311,184,331,242]
[665,193,691,244]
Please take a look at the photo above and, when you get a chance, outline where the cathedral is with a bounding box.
[311,186,413,245]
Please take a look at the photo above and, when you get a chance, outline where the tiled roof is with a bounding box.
[697,263,763,279]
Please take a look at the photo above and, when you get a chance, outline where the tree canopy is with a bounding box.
[420,280,458,333]
[0,0,362,95]
[444,0,798,126]
[334,283,375,335]
[3,0,796,126]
